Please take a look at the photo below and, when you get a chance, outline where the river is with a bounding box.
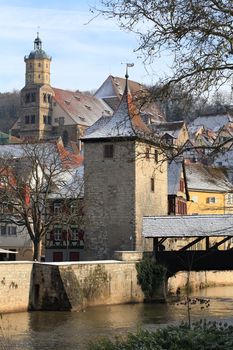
[1,286,233,350]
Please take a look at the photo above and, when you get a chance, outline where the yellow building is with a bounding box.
[186,163,233,215]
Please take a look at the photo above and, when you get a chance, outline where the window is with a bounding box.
[59,117,64,126]
[43,93,47,103]
[54,228,62,241]
[31,93,36,102]
[38,74,41,79]
[69,252,79,261]
[104,144,114,158]
[48,95,51,103]
[48,116,51,125]
[38,62,41,67]
[0,226,6,236]
[25,115,35,124]
[0,176,8,186]
[151,178,155,192]
[146,147,150,159]
[179,179,185,192]
[7,226,16,236]
[226,194,233,205]
[25,93,30,103]
[71,227,79,240]
[53,251,63,262]
[206,197,217,204]
[31,115,35,124]
[177,200,187,215]
[54,203,61,214]
[154,150,158,163]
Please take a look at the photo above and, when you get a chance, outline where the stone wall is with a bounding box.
[135,142,167,252]
[32,261,145,311]
[2,260,233,314]
[168,270,233,294]
[0,260,145,313]
[83,140,168,260]
[84,141,136,260]
[0,262,33,313]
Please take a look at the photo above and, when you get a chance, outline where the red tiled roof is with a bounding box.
[53,88,112,127]
[56,142,83,168]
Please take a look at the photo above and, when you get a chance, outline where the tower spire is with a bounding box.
[34,32,42,50]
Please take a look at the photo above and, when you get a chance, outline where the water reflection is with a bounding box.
[1,286,233,350]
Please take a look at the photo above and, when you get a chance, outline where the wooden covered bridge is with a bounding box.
[143,215,233,274]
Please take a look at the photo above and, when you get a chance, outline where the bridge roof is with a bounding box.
[143,215,233,238]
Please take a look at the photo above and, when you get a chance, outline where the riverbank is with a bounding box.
[1,259,233,313]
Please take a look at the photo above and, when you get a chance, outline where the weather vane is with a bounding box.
[121,62,134,79]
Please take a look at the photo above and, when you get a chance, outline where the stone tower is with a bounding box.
[82,76,167,260]
[20,33,54,140]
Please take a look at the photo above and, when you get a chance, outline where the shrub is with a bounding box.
[88,320,233,350]
[136,258,167,299]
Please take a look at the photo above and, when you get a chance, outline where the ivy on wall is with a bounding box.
[136,258,167,299]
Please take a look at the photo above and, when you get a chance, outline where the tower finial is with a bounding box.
[124,63,134,80]
[34,29,42,50]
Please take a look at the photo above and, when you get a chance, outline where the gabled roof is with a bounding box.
[186,163,233,192]
[150,121,185,139]
[83,80,151,141]
[189,114,233,132]
[53,88,112,127]
[95,75,166,122]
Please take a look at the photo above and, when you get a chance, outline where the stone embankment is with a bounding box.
[1,252,233,313]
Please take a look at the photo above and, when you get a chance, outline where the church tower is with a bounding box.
[19,33,54,140]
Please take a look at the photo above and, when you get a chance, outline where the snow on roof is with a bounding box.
[53,88,112,127]
[49,166,84,199]
[150,121,185,139]
[143,215,233,238]
[83,82,151,140]
[168,159,183,195]
[0,144,26,157]
[213,149,233,167]
[95,75,165,122]
[189,114,233,132]
[0,248,18,254]
[85,115,111,136]
[186,163,233,192]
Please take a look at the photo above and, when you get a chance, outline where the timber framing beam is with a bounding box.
[179,237,205,251]
[211,236,232,250]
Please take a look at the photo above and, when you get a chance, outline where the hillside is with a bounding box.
[0,91,20,132]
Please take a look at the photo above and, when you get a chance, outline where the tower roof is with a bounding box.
[83,78,151,141]
[25,33,51,60]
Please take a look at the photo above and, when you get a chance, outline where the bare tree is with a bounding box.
[96,0,233,96]
[0,143,84,261]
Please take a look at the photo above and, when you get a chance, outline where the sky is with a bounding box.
[0,0,172,93]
